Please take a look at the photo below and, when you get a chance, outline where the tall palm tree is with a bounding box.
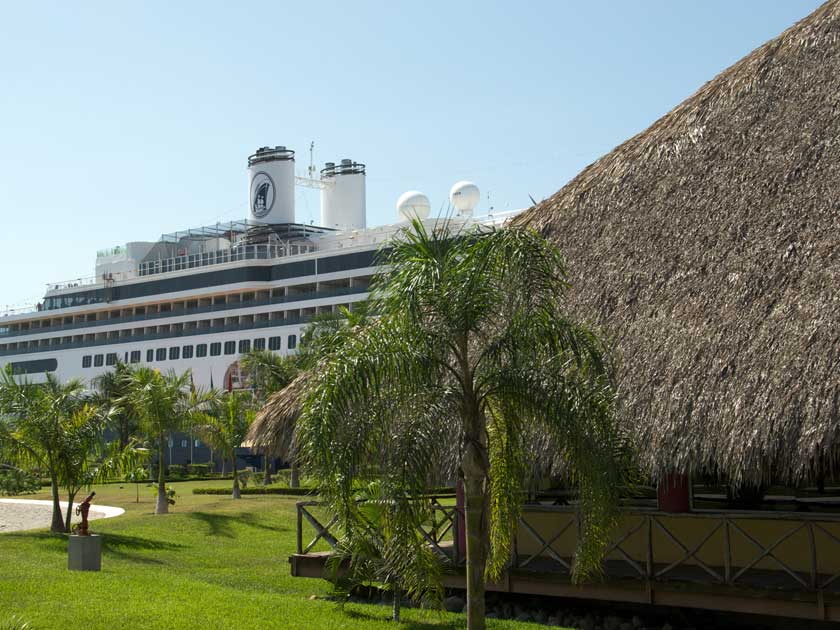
[121,368,211,514]
[297,220,630,630]
[240,349,297,396]
[193,391,255,498]
[246,304,372,488]
[0,370,89,532]
[239,350,296,484]
[91,361,139,449]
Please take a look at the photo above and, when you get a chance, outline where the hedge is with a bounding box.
[191,486,456,497]
[192,487,318,496]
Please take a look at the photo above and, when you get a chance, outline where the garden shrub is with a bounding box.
[237,469,254,488]
[188,463,210,477]
[192,487,317,496]
[0,468,42,496]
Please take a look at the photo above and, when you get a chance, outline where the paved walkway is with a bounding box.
[0,498,124,533]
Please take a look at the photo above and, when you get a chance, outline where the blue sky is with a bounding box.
[0,0,823,308]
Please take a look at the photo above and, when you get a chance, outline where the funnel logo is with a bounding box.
[250,172,275,219]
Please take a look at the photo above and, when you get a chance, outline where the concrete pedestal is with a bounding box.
[68,534,102,571]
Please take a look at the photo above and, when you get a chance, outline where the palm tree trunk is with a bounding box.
[155,436,169,514]
[232,456,241,499]
[290,460,300,489]
[463,468,487,630]
[392,586,401,622]
[64,490,78,533]
[263,454,272,485]
[49,477,65,533]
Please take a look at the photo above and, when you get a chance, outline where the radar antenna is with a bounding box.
[307,141,316,180]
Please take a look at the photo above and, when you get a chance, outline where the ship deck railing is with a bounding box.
[0,286,368,341]
[291,496,840,622]
[135,243,315,280]
[46,243,318,294]
[0,313,327,358]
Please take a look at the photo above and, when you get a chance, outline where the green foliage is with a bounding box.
[0,481,548,629]
[120,367,214,513]
[0,615,31,630]
[239,350,297,401]
[188,463,210,476]
[193,391,256,498]
[298,219,632,626]
[327,480,443,613]
[91,362,140,448]
[0,369,110,531]
[237,469,254,488]
[124,466,148,483]
[0,467,41,496]
[121,368,209,441]
[296,301,372,370]
[168,464,187,479]
[191,486,315,495]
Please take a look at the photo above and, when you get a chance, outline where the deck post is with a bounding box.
[512,517,519,569]
[723,516,731,585]
[296,503,303,555]
[807,522,817,589]
[646,515,654,579]
[452,506,460,564]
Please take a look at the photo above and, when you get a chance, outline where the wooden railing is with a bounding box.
[294,499,840,594]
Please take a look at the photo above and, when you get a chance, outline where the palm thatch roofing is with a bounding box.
[245,373,308,459]
[513,1,840,485]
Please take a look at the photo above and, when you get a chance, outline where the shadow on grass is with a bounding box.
[102,532,185,551]
[102,533,186,565]
[342,607,464,629]
[1,531,67,550]
[1,531,184,565]
[189,510,288,538]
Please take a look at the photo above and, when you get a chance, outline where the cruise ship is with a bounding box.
[0,145,510,395]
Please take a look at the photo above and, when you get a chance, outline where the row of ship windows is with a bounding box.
[81,335,297,369]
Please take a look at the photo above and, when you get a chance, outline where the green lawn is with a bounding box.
[0,481,560,629]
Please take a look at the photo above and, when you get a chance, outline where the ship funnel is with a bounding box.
[320,159,366,231]
[247,146,295,224]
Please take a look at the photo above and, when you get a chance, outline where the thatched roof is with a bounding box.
[245,373,308,458]
[514,1,840,484]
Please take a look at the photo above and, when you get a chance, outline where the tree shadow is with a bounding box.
[102,532,185,552]
[342,607,464,629]
[1,531,183,566]
[1,531,66,550]
[102,533,185,565]
[188,510,288,538]
[189,511,236,538]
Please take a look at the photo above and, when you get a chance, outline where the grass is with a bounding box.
[0,480,563,629]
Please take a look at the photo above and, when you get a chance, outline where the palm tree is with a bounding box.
[240,349,297,396]
[246,305,372,488]
[239,350,296,484]
[193,391,255,498]
[0,370,89,532]
[91,361,139,449]
[295,302,371,370]
[296,220,630,630]
[121,368,210,514]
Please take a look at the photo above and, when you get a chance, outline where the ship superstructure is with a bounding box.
[0,146,512,395]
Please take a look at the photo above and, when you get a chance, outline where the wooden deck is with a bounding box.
[290,499,840,622]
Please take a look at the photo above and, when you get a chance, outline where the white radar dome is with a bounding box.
[396,190,431,222]
[449,181,480,215]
